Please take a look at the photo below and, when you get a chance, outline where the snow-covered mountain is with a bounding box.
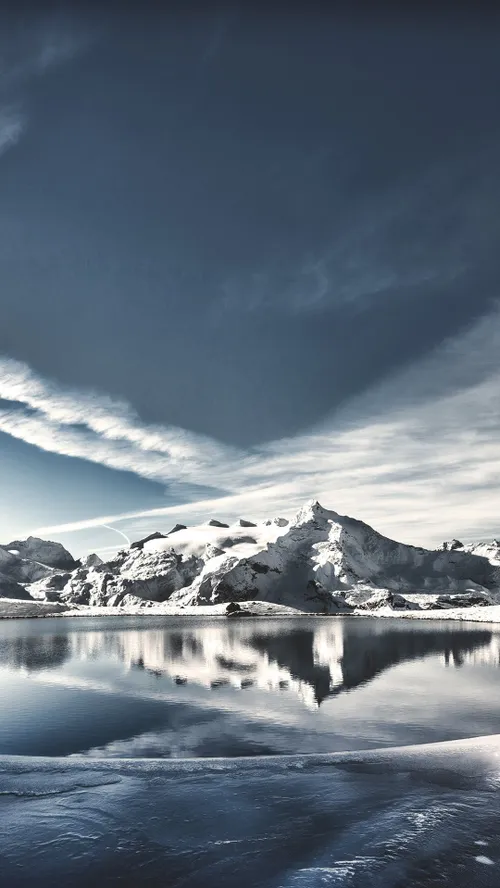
[3,501,500,613]
[0,536,78,600]
[3,536,77,570]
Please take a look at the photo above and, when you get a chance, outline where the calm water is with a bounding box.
[0,615,499,758]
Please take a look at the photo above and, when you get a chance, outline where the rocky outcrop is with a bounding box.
[359,590,421,611]
[82,554,104,569]
[441,539,464,551]
[0,574,34,600]
[130,532,168,550]
[168,524,187,535]
[430,592,493,610]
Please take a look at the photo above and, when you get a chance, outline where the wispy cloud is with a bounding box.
[0,12,91,157]
[0,12,90,85]
[30,27,89,76]
[0,357,239,490]
[217,148,498,320]
[0,107,24,157]
[2,303,497,549]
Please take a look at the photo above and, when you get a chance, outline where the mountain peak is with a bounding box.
[294,499,338,525]
[4,501,500,613]
[4,536,77,570]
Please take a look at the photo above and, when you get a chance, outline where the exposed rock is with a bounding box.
[44,573,71,590]
[168,524,187,535]
[441,539,464,551]
[430,592,493,609]
[119,593,156,608]
[218,535,257,548]
[252,562,271,574]
[0,548,54,584]
[130,532,168,550]
[237,519,257,527]
[205,544,225,559]
[361,590,421,611]
[82,554,105,569]
[119,550,203,602]
[44,588,62,603]
[208,519,230,528]
[389,592,421,611]
[225,601,254,618]
[305,580,351,614]
[0,575,34,600]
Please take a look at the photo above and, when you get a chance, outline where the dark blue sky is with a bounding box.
[1,4,499,554]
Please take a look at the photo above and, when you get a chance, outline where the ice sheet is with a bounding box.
[1,735,500,886]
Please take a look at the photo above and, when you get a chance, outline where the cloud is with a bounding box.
[2,302,500,549]
[0,108,25,157]
[0,356,239,490]
[0,13,91,157]
[30,379,499,548]
[0,12,91,86]
[30,28,88,76]
[217,146,499,321]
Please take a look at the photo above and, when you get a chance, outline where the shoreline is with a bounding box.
[2,597,500,625]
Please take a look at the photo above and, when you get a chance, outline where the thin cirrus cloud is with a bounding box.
[217,148,498,322]
[0,357,240,490]
[0,108,24,157]
[1,302,499,549]
[0,13,91,85]
[0,14,91,157]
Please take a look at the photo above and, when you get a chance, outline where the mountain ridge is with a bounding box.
[2,500,499,614]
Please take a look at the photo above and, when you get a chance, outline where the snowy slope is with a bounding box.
[457,540,500,566]
[12,500,499,613]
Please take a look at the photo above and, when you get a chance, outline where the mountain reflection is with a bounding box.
[71,620,496,707]
[331,627,495,703]
[0,633,70,672]
[0,620,496,706]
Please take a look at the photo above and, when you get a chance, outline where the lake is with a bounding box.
[1,615,499,758]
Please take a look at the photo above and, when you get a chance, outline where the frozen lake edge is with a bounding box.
[2,734,500,887]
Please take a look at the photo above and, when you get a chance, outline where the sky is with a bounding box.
[0,3,499,556]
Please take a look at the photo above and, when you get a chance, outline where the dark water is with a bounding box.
[2,617,500,888]
[1,615,499,758]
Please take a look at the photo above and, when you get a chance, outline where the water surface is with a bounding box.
[0,615,499,757]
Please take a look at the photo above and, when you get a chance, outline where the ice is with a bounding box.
[1,735,500,886]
